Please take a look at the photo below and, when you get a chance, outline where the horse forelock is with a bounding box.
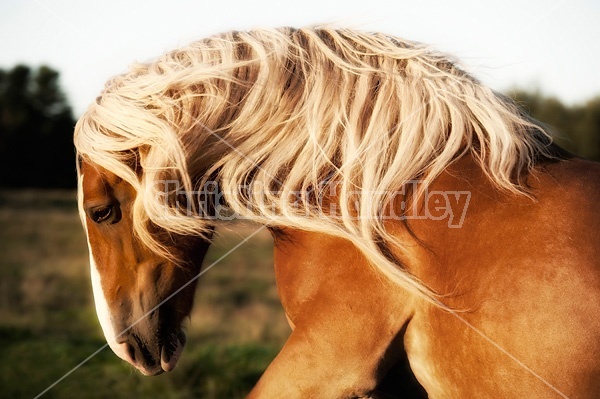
[73,27,555,301]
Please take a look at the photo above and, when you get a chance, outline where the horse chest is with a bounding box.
[271,230,406,329]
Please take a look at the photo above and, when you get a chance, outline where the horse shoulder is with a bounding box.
[264,229,416,397]
[402,157,600,398]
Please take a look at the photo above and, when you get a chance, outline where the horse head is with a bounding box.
[78,160,212,375]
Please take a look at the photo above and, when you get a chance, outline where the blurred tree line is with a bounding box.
[0,65,75,188]
[510,89,600,161]
[0,64,598,189]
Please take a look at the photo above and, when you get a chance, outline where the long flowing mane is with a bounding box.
[74,27,553,300]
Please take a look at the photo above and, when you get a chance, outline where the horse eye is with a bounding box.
[93,207,112,223]
[88,204,121,224]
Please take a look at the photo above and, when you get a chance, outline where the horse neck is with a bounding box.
[270,153,516,314]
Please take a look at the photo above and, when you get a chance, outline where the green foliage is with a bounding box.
[508,89,600,161]
[0,65,76,188]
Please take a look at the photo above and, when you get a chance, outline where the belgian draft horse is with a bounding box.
[74,28,600,398]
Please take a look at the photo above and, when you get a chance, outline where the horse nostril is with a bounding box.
[125,343,136,364]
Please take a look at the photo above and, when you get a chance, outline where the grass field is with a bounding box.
[0,190,289,399]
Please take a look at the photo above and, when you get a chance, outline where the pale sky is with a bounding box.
[1,0,599,117]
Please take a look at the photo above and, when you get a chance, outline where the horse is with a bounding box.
[74,27,600,398]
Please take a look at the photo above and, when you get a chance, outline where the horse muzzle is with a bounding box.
[115,328,187,376]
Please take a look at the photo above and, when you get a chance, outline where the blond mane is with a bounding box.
[74,27,552,300]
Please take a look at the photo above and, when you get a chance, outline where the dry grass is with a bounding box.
[0,190,289,398]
